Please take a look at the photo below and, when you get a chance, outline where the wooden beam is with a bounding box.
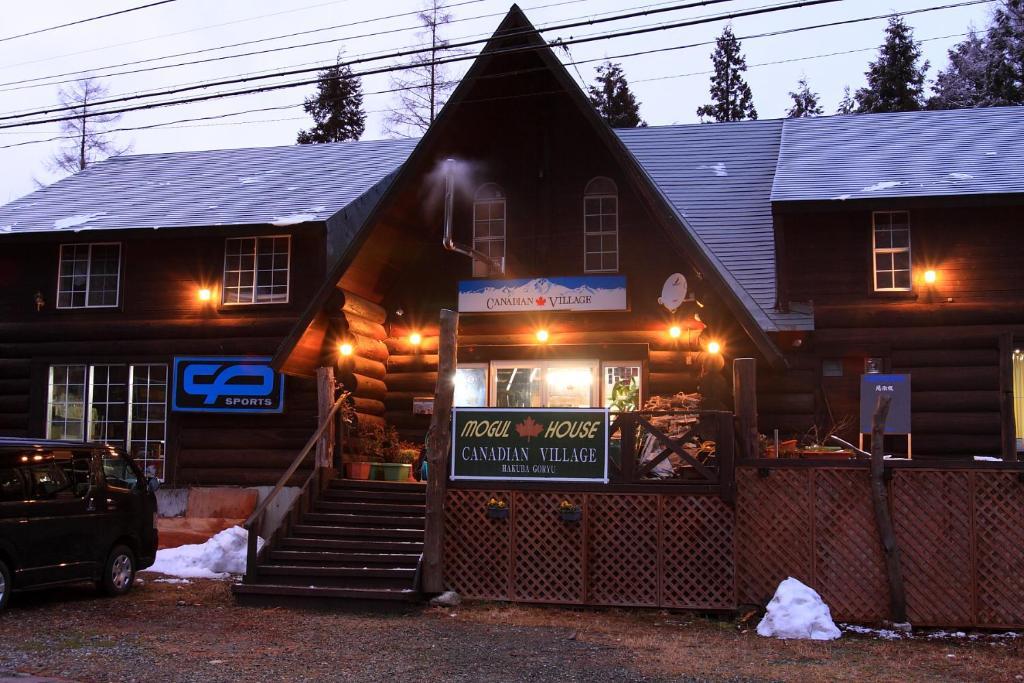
[732,358,759,460]
[423,309,457,594]
[869,394,908,625]
[340,288,387,324]
[315,367,336,468]
[999,332,1017,461]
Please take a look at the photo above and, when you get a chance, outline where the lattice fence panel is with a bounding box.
[512,492,585,604]
[812,469,889,623]
[734,467,813,605]
[973,472,1024,627]
[585,494,660,607]
[662,495,736,609]
[444,490,511,600]
[893,470,974,626]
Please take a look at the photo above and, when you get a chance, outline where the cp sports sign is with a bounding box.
[172,356,284,414]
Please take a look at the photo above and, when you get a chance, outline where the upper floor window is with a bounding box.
[223,235,290,305]
[584,177,619,272]
[872,211,911,291]
[56,242,121,309]
[472,183,506,277]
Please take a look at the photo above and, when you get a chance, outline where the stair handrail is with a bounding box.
[243,393,348,577]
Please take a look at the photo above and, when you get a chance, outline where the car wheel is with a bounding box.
[0,559,10,610]
[100,545,135,597]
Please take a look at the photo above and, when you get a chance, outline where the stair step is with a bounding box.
[301,512,425,529]
[280,537,424,553]
[233,583,418,602]
[329,479,426,492]
[292,525,423,540]
[321,489,426,504]
[315,500,426,515]
[259,565,415,578]
[268,550,420,566]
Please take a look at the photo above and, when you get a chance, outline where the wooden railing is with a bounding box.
[242,394,348,580]
[609,410,736,500]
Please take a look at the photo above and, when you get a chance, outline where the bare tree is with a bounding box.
[383,0,460,137]
[49,77,130,174]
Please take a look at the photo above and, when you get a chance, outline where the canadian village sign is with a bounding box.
[451,407,609,483]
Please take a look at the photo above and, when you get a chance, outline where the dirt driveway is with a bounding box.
[0,577,1021,682]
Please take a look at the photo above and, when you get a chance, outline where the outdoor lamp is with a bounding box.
[923,269,937,284]
[197,288,213,302]
[409,332,423,347]
[707,340,722,354]
[339,342,354,357]
[669,325,682,339]
[535,329,550,343]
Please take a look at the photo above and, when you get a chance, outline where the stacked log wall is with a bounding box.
[334,289,390,442]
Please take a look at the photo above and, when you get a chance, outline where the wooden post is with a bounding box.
[998,333,1017,461]
[619,414,636,484]
[423,309,458,594]
[315,366,336,469]
[732,358,759,460]
[869,394,908,625]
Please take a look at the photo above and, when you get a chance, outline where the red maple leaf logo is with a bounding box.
[536,296,546,306]
[515,416,544,441]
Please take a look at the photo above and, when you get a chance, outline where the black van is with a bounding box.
[0,438,159,610]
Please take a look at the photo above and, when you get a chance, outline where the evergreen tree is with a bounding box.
[929,31,989,109]
[296,56,366,144]
[855,15,929,113]
[983,0,1024,105]
[587,61,645,127]
[696,25,757,122]
[785,76,823,117]
[836,85,856,114]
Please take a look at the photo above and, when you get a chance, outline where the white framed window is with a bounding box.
[56,242,121,308]
[454,364,488,407]
[488,360,599,408]
[223,235,291,305]
[601,362,642,412]
[872,211,911,291]
[584,177,619,273]
[472,183,506,277]
[46,363,168,479]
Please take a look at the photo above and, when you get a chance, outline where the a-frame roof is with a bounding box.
[274,4,787,373]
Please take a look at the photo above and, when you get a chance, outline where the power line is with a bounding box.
[0,0,819,125]
[0,0,179,44]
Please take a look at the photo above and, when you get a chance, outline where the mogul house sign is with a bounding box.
[451,407,609,482]
[457,275,627,313]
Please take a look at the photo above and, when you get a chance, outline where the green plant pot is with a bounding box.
[369,462,385,480]
[378,463,410,481]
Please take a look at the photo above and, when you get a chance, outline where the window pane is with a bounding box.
[874,230,892,249]
[891,229,909,248]
[892,251,910,270]
[876,271,894,290]
[47,364,87,440]
[604,365,641,412]
[893,270,912,289]
[454,367,487,407]
[129,364,168,480]
[545,365,595,408]
[494,367,542,408]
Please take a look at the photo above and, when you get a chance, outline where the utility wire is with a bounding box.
[0,0,179,44]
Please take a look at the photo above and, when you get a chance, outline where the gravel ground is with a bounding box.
[0,576,1021,682]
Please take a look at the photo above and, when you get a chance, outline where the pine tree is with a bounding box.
[383,0,459,136]
[296,56,366,144]
[855,15,930,113]
[587,61,645,127]
[929,31,989,109]
[696,25,757,122]
[785,77,823,118]
[48,77,130,174]
[983,0,1024,105]
[836,85,856,114]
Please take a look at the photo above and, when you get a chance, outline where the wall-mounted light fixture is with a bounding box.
[409,332,423,347]
[197,288,213,302]
[923,269,937,284]
[535,329,549,343]
[339,342,354,357]
[707,340,722,355]
[669,325,682,339]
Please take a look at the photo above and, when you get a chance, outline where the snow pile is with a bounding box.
[974,456,1001,462]
[698,162,728,177]
[861,181,903,193]
[843,624,906,640]
[947,173,974,181]
[270,213,318,226]
[54,212,106,230]
[757,577,841,641]
[143,526,263,579]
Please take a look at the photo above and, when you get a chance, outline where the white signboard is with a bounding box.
[457,276,627,313]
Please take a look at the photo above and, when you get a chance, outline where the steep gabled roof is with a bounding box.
[0,138,416,234]
[772,106,1024,203]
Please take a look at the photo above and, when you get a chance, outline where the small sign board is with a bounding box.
[457,275,627,313]
[413,396,434,415]
[859,374,911,434]
[172,356,285,414]
[451,407,608,483]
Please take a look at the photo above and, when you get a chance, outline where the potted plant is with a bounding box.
[486,497,509,519]
[359,423,387,480]
[377,426,411,482]
[558,499,581,523]
[344,451,372,480]
[398,442,421,481]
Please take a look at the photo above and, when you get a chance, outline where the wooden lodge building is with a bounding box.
[1,6,1023,489]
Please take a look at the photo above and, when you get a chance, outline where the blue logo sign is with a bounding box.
[172,356,285,413]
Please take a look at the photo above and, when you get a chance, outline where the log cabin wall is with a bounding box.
[0,225,326,485]
[779,203,1024,456]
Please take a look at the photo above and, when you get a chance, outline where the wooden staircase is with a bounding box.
[233,478,426,605]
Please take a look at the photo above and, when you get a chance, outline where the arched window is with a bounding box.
[583,177,618,272]
[472,183,506,277]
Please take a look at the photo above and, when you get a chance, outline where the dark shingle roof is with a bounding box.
[772,106,1024,203]
[0,138,417,234]
[617,121,812,331]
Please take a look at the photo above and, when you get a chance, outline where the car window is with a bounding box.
[26,462,73,499]
[56,455,93,498]
[102,454,140,490]
[0,467,25,502]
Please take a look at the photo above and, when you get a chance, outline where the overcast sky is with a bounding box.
[0,0,997,202]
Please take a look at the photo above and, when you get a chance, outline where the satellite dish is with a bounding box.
[658,273,688,313]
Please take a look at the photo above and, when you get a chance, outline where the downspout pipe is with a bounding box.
[441,158,502,270]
